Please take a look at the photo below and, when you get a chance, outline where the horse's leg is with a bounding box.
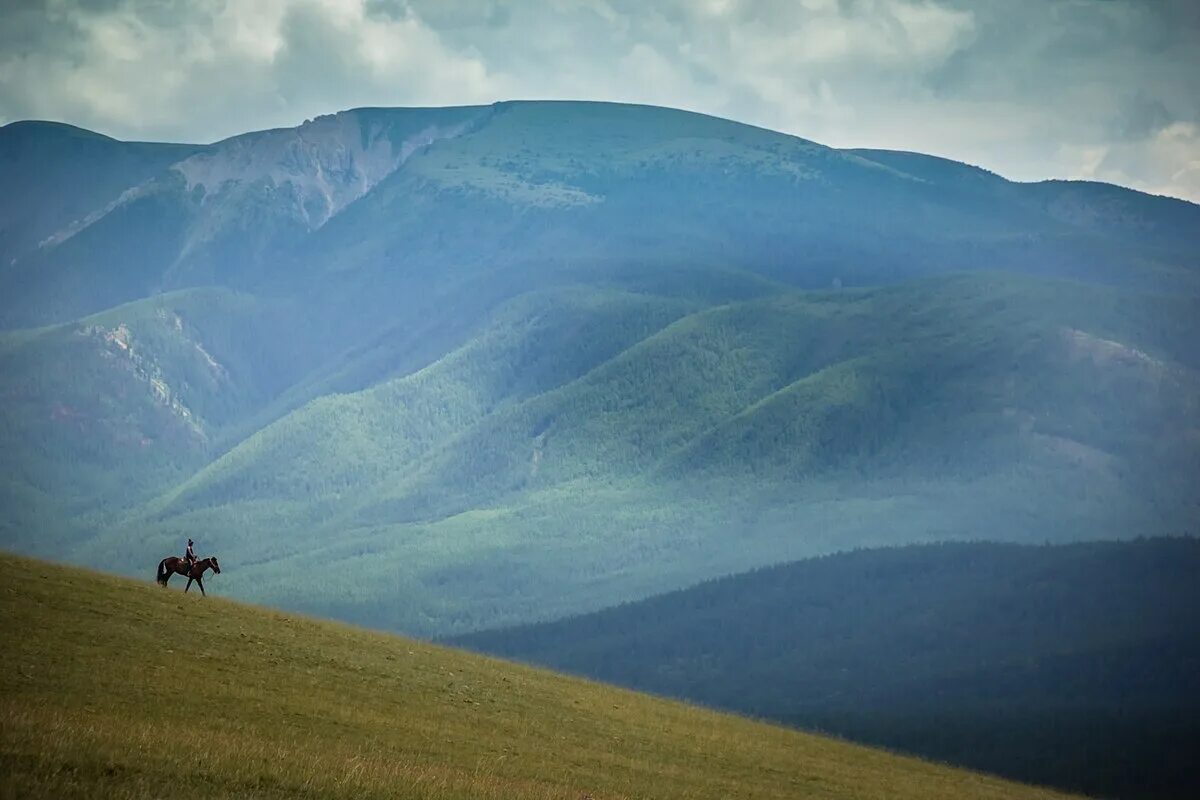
[185,577,192,593]
[196,577,205,597]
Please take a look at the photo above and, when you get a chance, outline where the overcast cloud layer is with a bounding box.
[1,0,1198,201]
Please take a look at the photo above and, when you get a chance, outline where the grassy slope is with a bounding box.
[0,553,1073,800]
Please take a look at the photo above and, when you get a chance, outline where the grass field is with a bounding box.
[0,552,1078,799]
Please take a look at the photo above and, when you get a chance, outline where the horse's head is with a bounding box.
[209,556,221,575]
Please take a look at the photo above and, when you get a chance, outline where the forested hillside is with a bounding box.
[457,538,1200,800]
[2,101,1199,634]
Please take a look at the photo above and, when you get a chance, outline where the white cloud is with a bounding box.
[1,0,1197,201]
[0,0,507,142]
[1084,122,1200,201]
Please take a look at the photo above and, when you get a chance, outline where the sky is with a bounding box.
[1,0,1198,201]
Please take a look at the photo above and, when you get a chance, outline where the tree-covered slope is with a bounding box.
[0,287,315,544]
[457,538,1200,800]
[71,272,1200,636]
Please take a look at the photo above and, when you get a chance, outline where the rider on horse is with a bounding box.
[156,548,220,595]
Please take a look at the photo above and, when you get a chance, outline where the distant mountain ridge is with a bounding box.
[1,101,1198,634]
[6,101,1199,329]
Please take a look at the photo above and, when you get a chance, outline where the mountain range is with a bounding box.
[2,100,1198,634]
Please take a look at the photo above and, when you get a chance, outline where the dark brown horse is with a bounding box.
[156,556,221,596]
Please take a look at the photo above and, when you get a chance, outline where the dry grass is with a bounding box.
[0,553,1080,799]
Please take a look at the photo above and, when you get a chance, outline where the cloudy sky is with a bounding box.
[2,0,1198,201]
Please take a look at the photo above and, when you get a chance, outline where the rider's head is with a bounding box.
[188,538,194,545]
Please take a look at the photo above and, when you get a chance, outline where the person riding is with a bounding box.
[184,538,197,571]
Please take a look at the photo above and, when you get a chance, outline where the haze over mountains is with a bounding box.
[2,100,1198,635]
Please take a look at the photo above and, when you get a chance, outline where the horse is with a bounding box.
[156,555,221,596]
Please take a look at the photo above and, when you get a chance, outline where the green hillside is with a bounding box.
[67,271,1199,635]
[2,101,1200,634]
[5,270,1200,634]
[0,553,1075,800]
[458,538,1200,799]
[0,286,318,550]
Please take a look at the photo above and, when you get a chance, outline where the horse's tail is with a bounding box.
[156,558,168,585]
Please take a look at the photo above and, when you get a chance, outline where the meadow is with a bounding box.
[0,552,1076,799]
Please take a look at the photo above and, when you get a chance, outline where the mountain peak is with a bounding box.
[0,119,118,143]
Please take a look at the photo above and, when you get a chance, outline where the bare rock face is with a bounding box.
[32,108,486,262]
[172,110,475,230]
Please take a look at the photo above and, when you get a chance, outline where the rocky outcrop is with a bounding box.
[173,109,479,230]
